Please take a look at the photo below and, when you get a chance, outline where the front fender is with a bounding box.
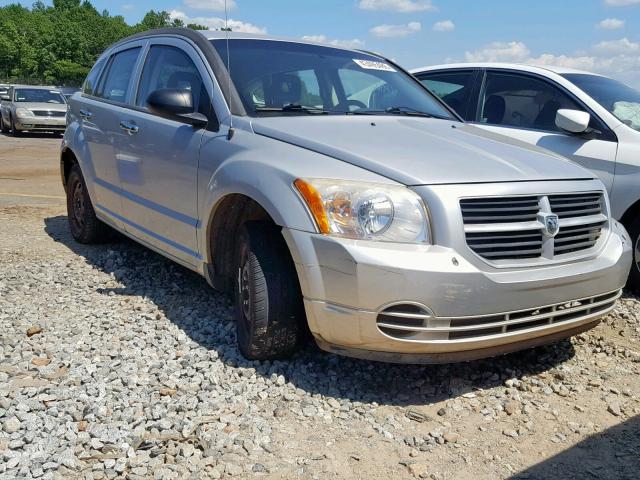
[202,158,316,232]
[196,128,399,263]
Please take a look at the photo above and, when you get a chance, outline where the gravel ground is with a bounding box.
[1,204,639,480]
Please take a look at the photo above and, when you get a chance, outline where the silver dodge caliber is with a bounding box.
[62,29,632,363]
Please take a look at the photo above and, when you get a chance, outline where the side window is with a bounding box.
[136,45,210,117]
[96,47,141,103]
[418,71,475,118]
[83,58,106,96]
[479,72,584,132]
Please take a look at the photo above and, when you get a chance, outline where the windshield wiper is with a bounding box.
[347,106,449,119]
[255,104,330,114]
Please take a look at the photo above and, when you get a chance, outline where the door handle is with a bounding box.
[79,109,92,120]
[119,120,139,135]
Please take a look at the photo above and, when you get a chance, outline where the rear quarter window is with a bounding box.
[83,58,107,96]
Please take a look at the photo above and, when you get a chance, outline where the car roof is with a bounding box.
[10,84,60,90]
[127,29,372,55]
[410,62,605,77]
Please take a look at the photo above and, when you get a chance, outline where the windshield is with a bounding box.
[211,39,454,119]
[563,73,640,132]
[13,88,66,104]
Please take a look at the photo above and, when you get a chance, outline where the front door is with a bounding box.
[472,70,618,192]
[115,39,214,266]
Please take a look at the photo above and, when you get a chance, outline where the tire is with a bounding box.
[66,163,111,244]
[627,215,640,293]
[10,115,20,136]
[234,221,305,360]
[0,115,8,133]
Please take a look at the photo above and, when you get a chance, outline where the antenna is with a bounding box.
[224,0,234,139]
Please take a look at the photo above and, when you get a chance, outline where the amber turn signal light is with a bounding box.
[294,178,330,234]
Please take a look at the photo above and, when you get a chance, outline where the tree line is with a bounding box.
[0,0,208,87]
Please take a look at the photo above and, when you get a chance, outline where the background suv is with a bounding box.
[412,64,640,290]
[61,29,631,362]
[0,85,67,135]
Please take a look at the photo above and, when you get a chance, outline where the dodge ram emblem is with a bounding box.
[542,213,560,238]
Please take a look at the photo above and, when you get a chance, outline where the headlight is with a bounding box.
[294,178,430,243]
[15,108,32,117]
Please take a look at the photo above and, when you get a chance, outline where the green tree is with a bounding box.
[0,1,209,86]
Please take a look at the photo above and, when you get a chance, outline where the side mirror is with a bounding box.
[146,88,208,127]
[555,109,590,134]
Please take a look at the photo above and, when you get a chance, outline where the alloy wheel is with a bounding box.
[239,261,252,319]
[72,181,86,230]
[635,233,640,275]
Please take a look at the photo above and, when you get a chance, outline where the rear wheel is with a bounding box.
[0,115,8,133]
[234,221,305,360]
[627,215,640,293]
[66,163,111,244]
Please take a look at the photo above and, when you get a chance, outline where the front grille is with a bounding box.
[460,196,539,224]
[461,192,606,262]
[377,290,620,342]
[465,229,543,260]
[554,221,605,256]
[548,193,603,218]
[32,110,66,117]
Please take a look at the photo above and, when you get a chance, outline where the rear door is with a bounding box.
[74,43,145,224]
[114,37,214,266]
[471,70,618,192]
[414,69,479,119]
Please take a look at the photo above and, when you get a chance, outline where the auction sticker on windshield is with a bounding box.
[353,59,396,72]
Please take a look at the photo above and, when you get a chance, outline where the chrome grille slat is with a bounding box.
[469,240,543,249]
[476,248,543,258]
[461,192,605,261]
[550,201,601,209]
[549,207,602,217]
[554,232,601,243]
[461,205,540,212]
[462,214,541,222]
[554,240,600,253]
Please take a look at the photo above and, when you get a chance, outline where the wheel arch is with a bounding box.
[205,192,283,292]
[620,197,640,229]
[60,146,79,193]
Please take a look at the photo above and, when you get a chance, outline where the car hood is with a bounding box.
[250,116,594,185]
[17,102,67,112]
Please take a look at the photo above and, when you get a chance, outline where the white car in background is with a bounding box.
[412,63,640,291]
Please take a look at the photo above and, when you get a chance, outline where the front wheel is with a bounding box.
[10,116,20,136]
[627,216,640,293]
[0,115,9,133]
[234,221,305,360]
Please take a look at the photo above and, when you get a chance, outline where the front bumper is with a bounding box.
[283,219,632,363]
[15,116,66,131]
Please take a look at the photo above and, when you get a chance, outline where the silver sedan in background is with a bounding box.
[0,85,67,135]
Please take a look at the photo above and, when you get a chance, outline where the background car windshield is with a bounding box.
[212,39,453,118]
[14,88,65,104]
[564,74,640,132]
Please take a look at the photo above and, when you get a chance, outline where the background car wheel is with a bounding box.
[10,116,20,136]
[627,215,640,293]
[234,221,305,360]
[66,163,111,244]
[0,116,9,133]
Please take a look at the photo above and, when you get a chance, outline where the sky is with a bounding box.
[3,0,640,87]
